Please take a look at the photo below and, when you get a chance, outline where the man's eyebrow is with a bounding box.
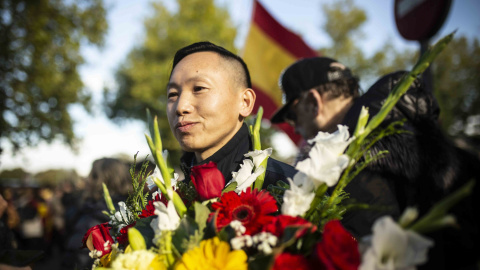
[167,76,212,90]
[166,82,180,90]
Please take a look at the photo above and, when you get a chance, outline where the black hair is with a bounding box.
[170,41,252,88]
[313,77,360,101]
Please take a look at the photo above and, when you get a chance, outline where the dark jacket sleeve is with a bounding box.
[262,158,297,188]
[340,169,401,238]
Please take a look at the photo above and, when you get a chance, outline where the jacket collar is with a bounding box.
[180,123,252,182]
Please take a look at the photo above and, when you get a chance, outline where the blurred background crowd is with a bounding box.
[0,158,156,269]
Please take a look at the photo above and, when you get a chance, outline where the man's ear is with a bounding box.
[306,89,323,116]
[239,88,256,118]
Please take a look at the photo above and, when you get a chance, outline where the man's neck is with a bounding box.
[194,122,244,163]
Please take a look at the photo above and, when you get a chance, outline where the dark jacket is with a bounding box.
[180,123,297,189]
[342,71,479,269]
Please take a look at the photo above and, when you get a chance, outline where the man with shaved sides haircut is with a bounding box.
[167,41,296,188]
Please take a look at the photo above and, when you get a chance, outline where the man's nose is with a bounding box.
[176,92,194,116]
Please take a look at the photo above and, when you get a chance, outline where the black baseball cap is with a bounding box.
[270,57,355,123]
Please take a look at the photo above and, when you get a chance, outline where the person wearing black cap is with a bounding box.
[272,58,480,269]
[271,57,402,238]
[167,41,296,191]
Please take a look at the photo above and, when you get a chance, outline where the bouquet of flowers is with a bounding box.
[82,32,474,270]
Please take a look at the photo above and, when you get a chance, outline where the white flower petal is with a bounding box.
[152,201,180,232]
[281,178,315,217]
[146,167,162,190]
[244,148,273,168]
[146,166,178,190]
[360,216,434,270]
[235,166,265,194]
[232,159,254,186]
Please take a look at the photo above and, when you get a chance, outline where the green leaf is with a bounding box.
[172,216,200,254]
[133,216,155,249]
[194,202,210,234]
[203,210,219,240]
[222,182,237,193]
[248,254,274,270]
[102,183,116,214]
[128,228,146,250]
[275,180,290,189]
[409,180,475,234]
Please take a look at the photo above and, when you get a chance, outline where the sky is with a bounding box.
[1,0,479,177]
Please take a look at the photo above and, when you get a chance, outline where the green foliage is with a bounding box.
[408,180,475,234]
[128,227,147,251]
[267,180,289,205]
[33,168,79,186]
[133,216,156,249]
[104,0,237,164]
[176,180,198,206]
[0,0,108,151]
[172,216,201,254]
[432,36,480,136]
[171,203,210,255]
[125,154,151,218]
[319,0,416,85]
[307,191,348,227]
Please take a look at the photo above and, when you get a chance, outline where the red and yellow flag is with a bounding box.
[242,0,318,144]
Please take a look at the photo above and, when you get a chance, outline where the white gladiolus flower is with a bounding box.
[281,173,315,217]
[295,125,353,187]
[360,216,434,270]
[232,159,266,194]
[307,125,353,150]
[111,201,134,230]
[146,166,179,190]
[150,201,180,233]
[244,148,272,168]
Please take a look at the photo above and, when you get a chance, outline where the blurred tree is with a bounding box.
[433,37,480,137]
[103,0,237,162]
[0,0,108,152]
[34,169,80,187]
[319,0,480,140]
[0,167,28,179]
[319,0,416,87]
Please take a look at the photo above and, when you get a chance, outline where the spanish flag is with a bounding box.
[242,0,318,144]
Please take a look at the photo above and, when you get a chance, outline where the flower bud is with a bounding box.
[82,222,114,257]
[190,161,225,201]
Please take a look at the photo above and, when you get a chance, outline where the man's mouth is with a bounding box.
[176,121,197,132]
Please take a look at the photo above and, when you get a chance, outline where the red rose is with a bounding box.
[262,215,317,239]
[116,222,137,246]
[190,161,225,201]
[313,220,360,270]
[81,222,114,257]
[272,252,312,270]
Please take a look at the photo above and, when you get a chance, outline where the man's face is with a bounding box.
[167,51,243,160]
[286,95,318,140]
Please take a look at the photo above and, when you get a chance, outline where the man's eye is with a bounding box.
[167,92,178,99]
[193,86,206,92]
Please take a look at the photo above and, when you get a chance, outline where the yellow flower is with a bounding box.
[175,237,247,270]
[100,252,112,267]
[110,250,166,270]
